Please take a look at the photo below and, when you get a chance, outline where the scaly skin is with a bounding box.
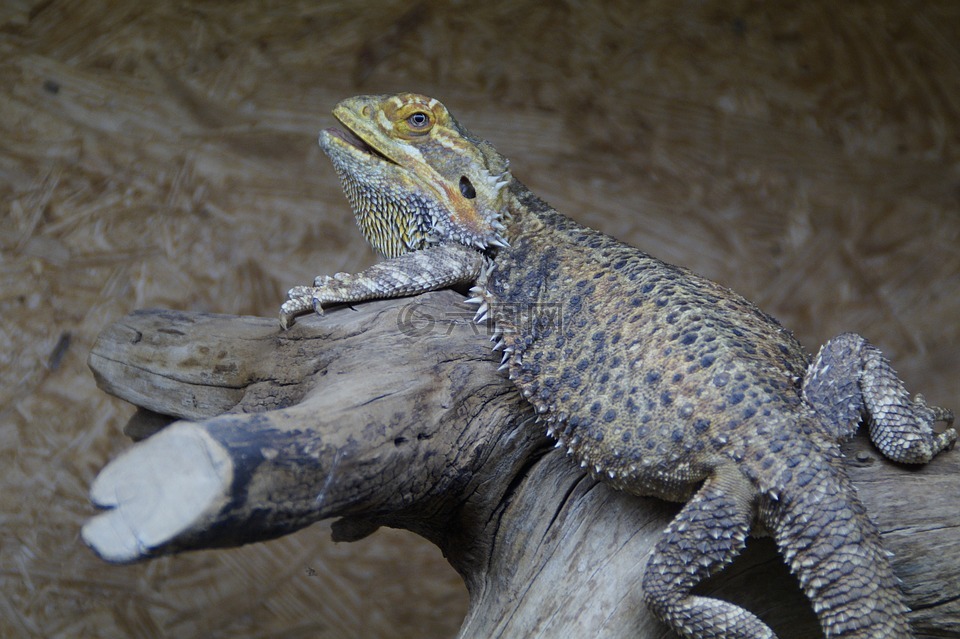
[280,93,956,639]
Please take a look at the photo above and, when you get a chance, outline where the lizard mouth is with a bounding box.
[324,127,398,165]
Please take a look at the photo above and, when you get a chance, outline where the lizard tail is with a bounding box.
[769,454,912,639]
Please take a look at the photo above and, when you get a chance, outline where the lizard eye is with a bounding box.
[407,112,430,128]
[459,176,476,199]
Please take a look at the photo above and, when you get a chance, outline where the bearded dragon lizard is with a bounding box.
[279,93,955,639]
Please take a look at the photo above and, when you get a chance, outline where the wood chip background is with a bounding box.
[2,1,957,637]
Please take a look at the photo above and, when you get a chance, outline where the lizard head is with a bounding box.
[318,93,512,258]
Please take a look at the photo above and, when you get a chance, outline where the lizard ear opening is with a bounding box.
[459,176,477,199]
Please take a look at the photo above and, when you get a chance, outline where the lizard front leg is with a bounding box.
[803,332,956,463]
[279,243,487,329]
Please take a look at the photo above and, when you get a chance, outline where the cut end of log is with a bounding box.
[82,423,233,563]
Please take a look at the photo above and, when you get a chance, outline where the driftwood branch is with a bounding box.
[83,292,960,638]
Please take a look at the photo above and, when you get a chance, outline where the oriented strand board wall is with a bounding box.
[2,1,958,637]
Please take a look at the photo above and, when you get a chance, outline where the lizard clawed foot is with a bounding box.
[279,287,324,330]
[912,393,958,454]
[914,393,956,428]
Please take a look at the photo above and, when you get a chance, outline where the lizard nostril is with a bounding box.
[459,176,476,199]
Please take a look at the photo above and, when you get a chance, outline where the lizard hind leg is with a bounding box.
[803,332,957,463]
[770,458,911,639]
[642,468,777,639]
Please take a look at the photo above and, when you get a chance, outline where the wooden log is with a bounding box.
[83,293,960,638]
